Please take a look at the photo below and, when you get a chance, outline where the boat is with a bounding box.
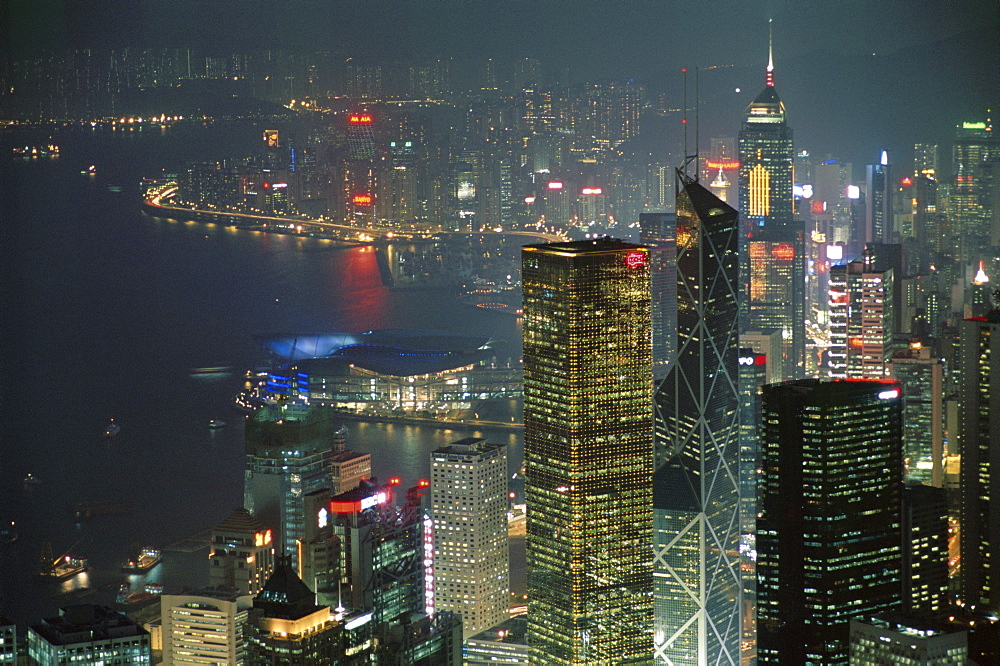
[104,419,120,437]
[39,539,88,579]
[23,473,41,484]
[119,582,163,604]
[121,546,161,573]
[208,419,226,429]
[81,164,96,175]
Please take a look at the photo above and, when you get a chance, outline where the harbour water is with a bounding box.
[0,122,523,622]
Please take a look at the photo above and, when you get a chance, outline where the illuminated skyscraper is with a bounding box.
[959,310,1000,612]
[952,120,999,258]
[209,508,276,596]
[865,151,894,243]
[737,29,801,377]
[758,379,903,663]
[890,344,944,486]
[653,173,741,664]
[827,259,895,380]
[737,29,794,232]
[430,438,510,638]
[522,237,653,664]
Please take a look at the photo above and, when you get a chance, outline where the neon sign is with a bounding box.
[705,159,740,170]
[771,243,796,260]
[738,354,766,366]
[349,114,373,125]
[352,193,373,206]
[254,529,273,547]
[624,252,646,268]
[580,187,603,195]
[547,182,563,190]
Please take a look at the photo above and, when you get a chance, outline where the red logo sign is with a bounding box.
[771,243,796,260]
[705,159,740,171]
[352,193,373,206]
[349,114,373,125]
[625,252,646,268]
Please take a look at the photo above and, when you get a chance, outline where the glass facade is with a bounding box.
[522,237,653,664]
[758,379,903,664]
[653,175,741,664]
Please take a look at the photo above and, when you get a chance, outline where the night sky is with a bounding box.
[3,0,998,167]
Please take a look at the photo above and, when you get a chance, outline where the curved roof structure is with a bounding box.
[258,329,496,377]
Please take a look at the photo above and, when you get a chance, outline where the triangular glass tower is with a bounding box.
[653,172,741,664]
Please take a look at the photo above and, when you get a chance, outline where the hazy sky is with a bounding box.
[3,0,997,167]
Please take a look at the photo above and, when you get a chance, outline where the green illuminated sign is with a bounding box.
[963,122,988,130]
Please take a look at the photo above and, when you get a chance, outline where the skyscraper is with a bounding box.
[959,310,1000,611]
[208,508,275,596]
[244,403,338,567]
[827,259,895,379]
[737,29,801,377]
[757,379,903,663]
[522,237,653,664]
[865,151,894,243]
[161,588,254,665]
[640,212,678,379]
[430,437,510,638]
[737,32,794,231]
[952,120,999,259]
[890,343,944,486]
[653,173,741,664]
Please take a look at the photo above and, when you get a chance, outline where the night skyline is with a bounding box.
[2,0,997,167]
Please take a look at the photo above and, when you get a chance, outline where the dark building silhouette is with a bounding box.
[758,379,903,663]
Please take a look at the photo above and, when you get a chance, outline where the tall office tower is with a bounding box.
[849,615,967,664]
[866,151,894,243]
[738,349,767,655]
[209,508,276,596]
[522,237,653,664]
[330,431,371,495]
[953,120,999,258]
[245,559,346,663]
[27,606,152,665]
[161,588,254,665]
[330,479,428,625]
[757,379,903,663]
[244,402,337,566]
[653,174,741,664]
[826,260,895,379]
[430,438,509,639]
[914,143,939,176]
[640,212,678,379]
[959,309,1000,611]
[890,344,945,485]
[747,223,806,377]
[901,484,950,614]
[737,34,794,232]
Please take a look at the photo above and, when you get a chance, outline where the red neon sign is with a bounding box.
[705,159,740,171]
[624,252,646,268]
[352,193,373,206]
[900,176,913,187]
[349,114,373,125]
[771,243,796,260]
[580,187,603,195]
[755,354,766,366]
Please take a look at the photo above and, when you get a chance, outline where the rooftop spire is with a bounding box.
[766,19,775,87]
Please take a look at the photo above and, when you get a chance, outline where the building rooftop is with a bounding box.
[433,437,503,457]
[214,507,267,535]
[523,236,645,256]
[30,605,147,646]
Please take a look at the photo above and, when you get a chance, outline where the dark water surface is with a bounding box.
[0,123,522,622]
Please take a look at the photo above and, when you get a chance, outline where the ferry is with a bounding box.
[117,582,163,604]
[121,547,161,573]
[104,419,121,437]
[208,419,226,429]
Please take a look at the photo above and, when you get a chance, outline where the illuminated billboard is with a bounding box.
[624,252,646,268]
[547,181,564,190]
[705,159,740,171]
[349,113,374,125]
[263,129,279,147]
[580,187,603,195]
[352,193,373,206]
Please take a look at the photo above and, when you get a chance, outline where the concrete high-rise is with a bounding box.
[747,223,806,377]
[522,237,653,664]
[161,588,254,665]
[653,173,741,664]
[757,379,903,663]
[430,437,510,638]
[208,508,275,596]
[827,259,895,380]
[865,151,894,243]
[890,343,944,486]
[952,120,999,259]
[959,310,1000,611]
